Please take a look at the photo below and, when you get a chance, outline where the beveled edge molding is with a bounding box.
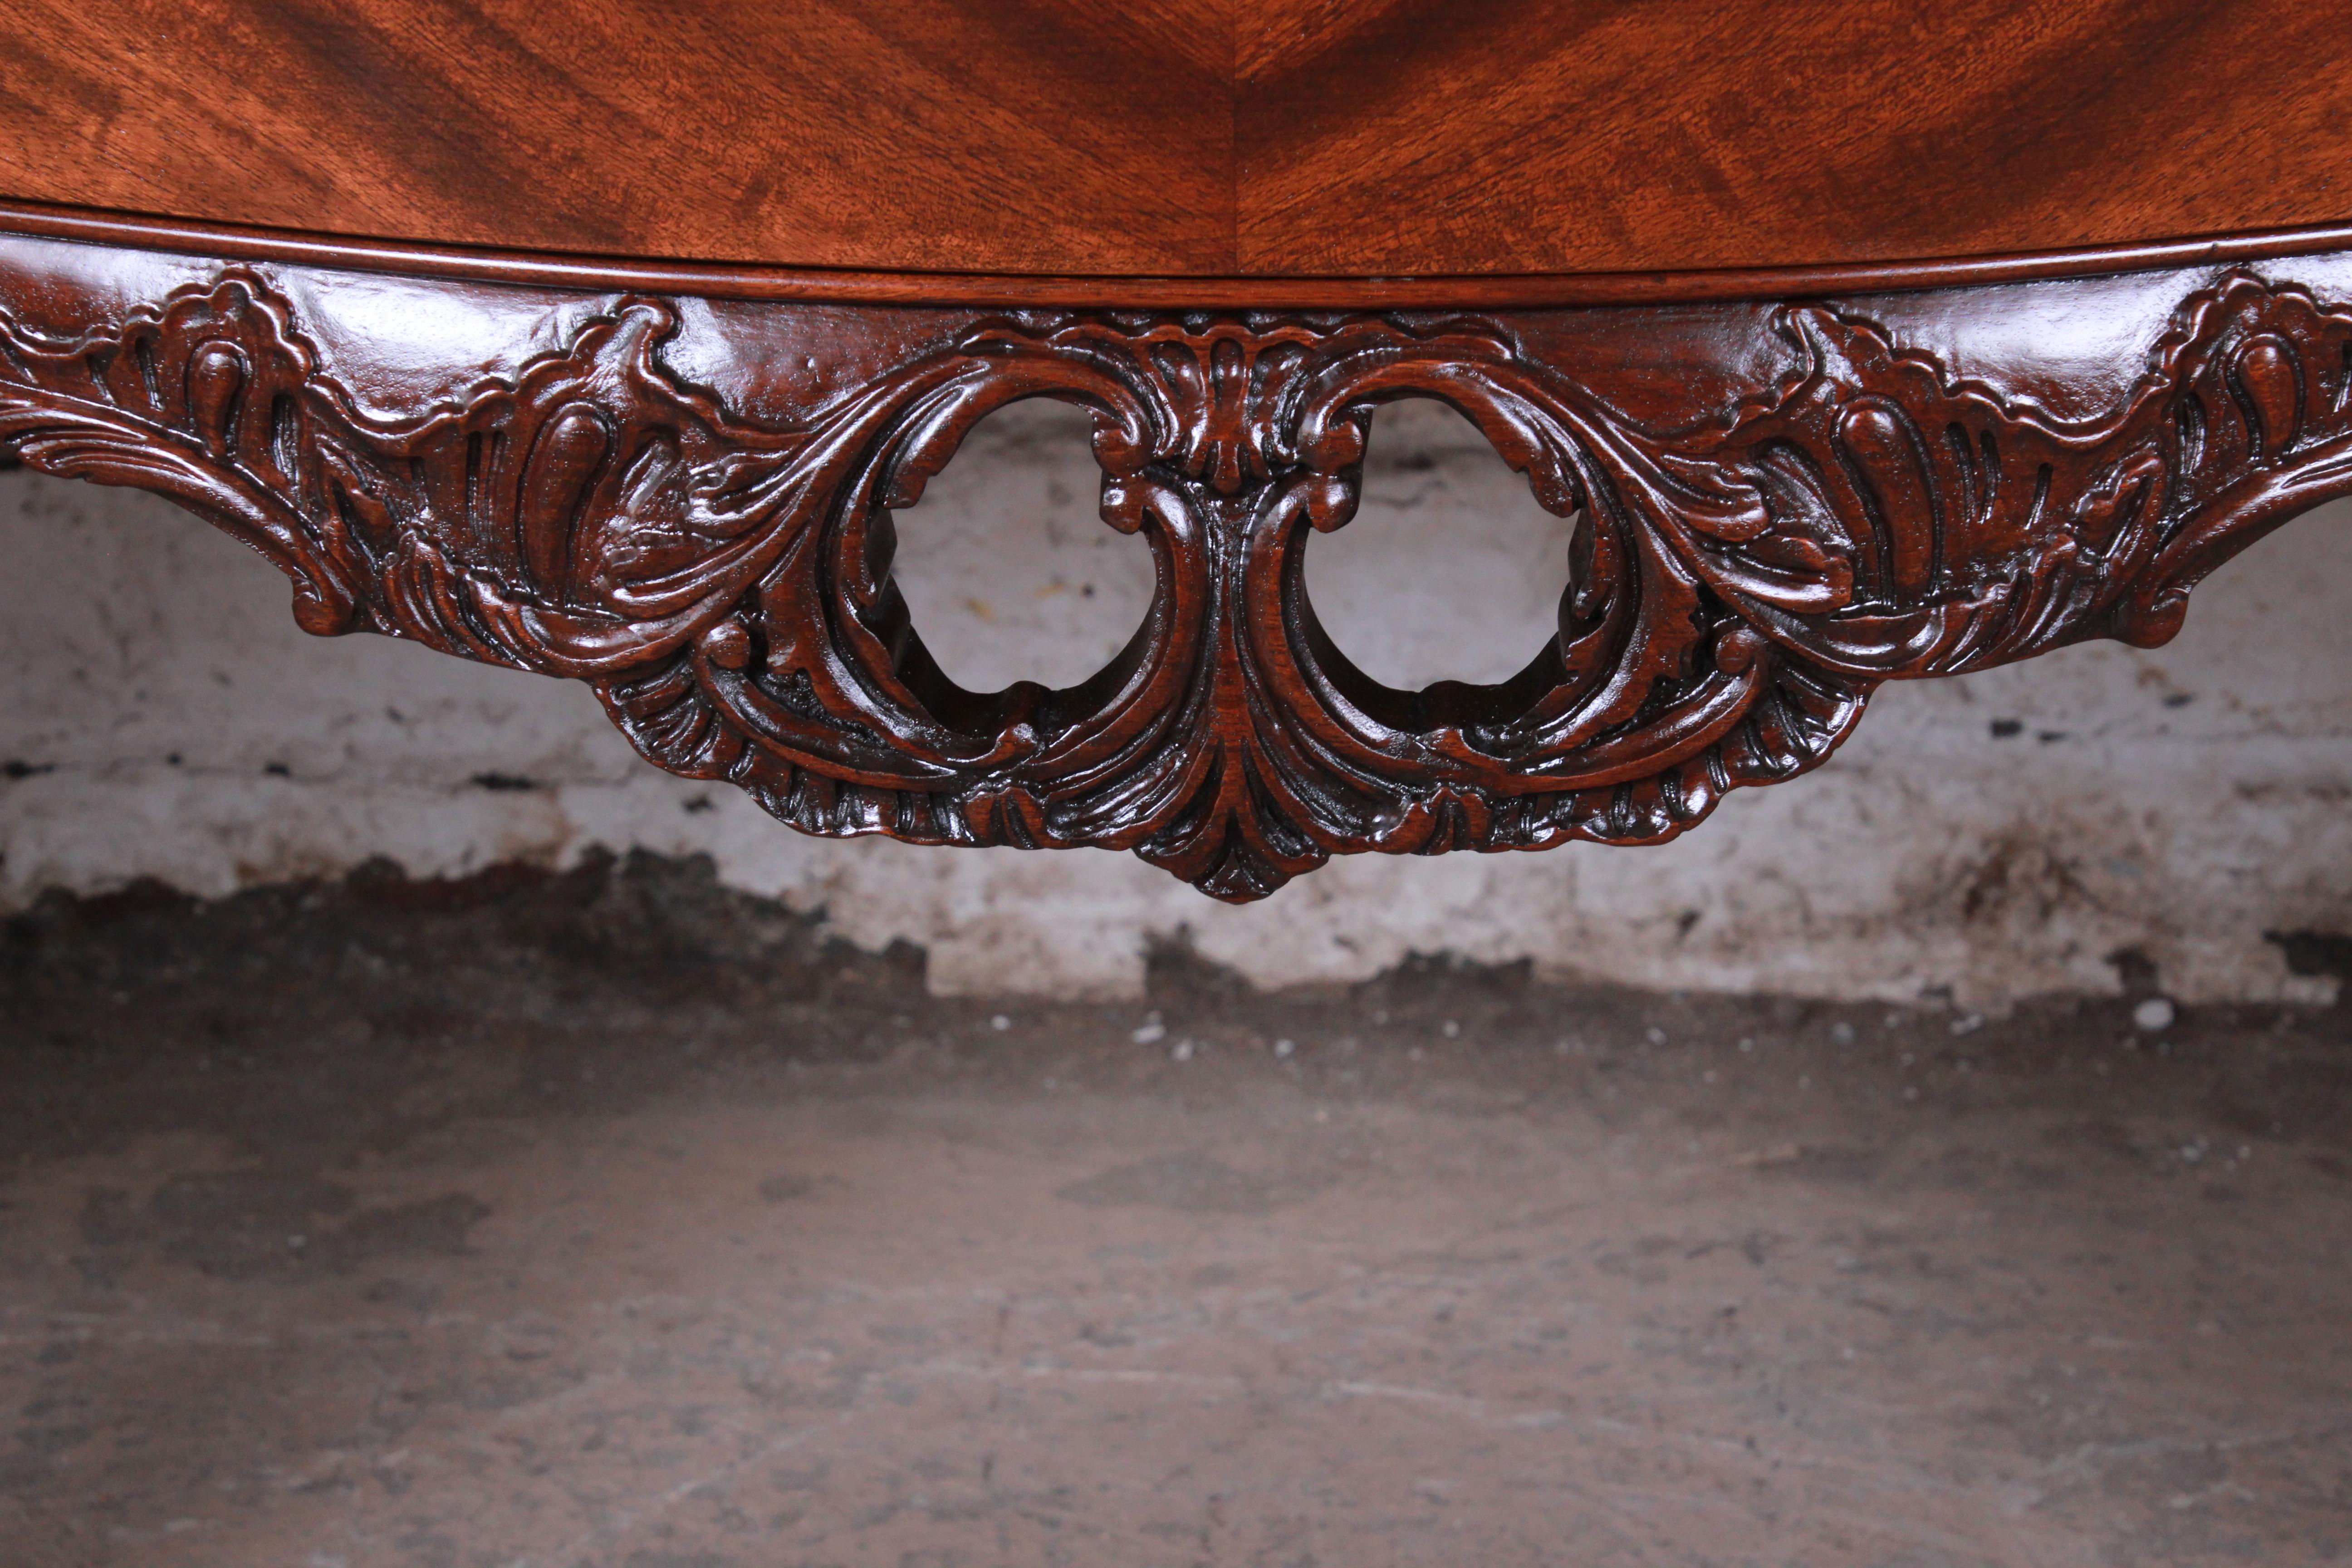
[3,227,2351,898]
[7,197,2352,308]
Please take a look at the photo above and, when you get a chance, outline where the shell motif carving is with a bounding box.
[3,270,2348,900]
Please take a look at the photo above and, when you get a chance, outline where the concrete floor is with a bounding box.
[4,855,2351,1567]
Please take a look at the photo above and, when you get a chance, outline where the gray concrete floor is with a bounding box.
[3,853,2351,1567]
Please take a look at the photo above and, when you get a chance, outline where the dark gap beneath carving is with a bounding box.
[1945,422,1978,527]
[270,393,299,479]
[82,349,116,405]
[2177,393,2207,474]
[133,335,161,410]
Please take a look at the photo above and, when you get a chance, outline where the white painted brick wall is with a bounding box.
[6,400,2349,1004]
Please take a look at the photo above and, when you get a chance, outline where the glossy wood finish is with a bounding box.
[13,198,2352,311]
[1236,0,2352,276]
[6,1,2351,278]
[3,0,1234,276]
[5,230,2350,898]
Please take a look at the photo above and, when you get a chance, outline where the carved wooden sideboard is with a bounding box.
[5,2,2352,900]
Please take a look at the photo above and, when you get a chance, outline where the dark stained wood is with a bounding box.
[2,233,2347,897]
[5,1,2352,278]
[0,0,1237,275]
[1235,0,2352,276]
[16,197,2352,310]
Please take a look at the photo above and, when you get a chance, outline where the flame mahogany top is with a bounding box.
[4,0,2350,288]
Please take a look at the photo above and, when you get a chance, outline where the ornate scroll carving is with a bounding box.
[4,266,2348,900]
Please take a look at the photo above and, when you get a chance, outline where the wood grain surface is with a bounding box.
[4,0,2349,278]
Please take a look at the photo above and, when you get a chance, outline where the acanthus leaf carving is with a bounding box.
[5,265,2348,901]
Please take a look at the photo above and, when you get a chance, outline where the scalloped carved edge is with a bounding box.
[3,261,2347,900]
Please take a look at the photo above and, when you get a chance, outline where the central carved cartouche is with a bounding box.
[3,270,2347,899]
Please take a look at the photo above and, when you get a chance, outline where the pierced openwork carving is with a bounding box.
[3,266,2347,900]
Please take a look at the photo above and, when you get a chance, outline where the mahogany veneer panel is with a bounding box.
[0,0,1236,275]
[1234,0,2352,275]
[6,0,2352,277]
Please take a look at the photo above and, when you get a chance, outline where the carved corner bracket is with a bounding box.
[3,239,2347,901]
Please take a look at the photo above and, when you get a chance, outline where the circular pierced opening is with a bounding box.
[885,399,1157,696]
[1303,400,1578,691]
